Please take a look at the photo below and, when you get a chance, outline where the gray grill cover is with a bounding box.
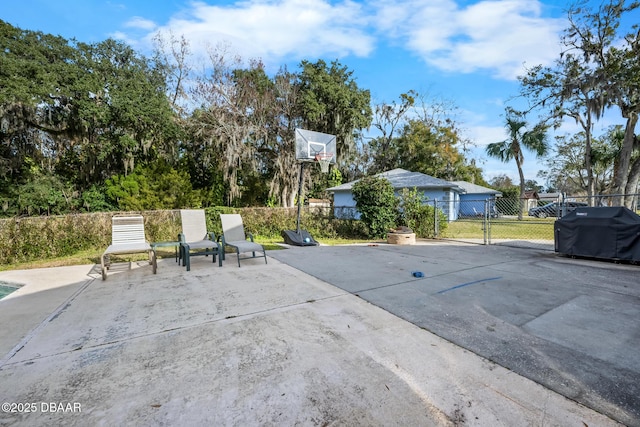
[554,206,640,262]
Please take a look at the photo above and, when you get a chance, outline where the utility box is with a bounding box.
[554,206,640,262]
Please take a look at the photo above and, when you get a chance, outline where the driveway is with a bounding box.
[269,240,640,426]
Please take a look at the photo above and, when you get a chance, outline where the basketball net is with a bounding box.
[315,153,333,173]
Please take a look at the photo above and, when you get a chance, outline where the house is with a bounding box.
[327,168,464,221]
[538,192,563,202]
[524,190,540,212]
[307,198,331,214]
[451,181,502,217]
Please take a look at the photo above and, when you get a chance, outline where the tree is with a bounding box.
[365,90,485,183]
[607,17,640,202]
[524,179,543,193]
[297,59,372,168]
[352,176,398,238]
[539,129,620,196]
[261,67,303,208]
[0,21,179,196]
[368,91,416,174]
[489,174,514,189]
[519,0,640,207]
[152,31,192,117]
[187,49,262,206]
[104,161,201,210]
[395,119,478,181]
[186,55,373,208]
[486,109,549,219]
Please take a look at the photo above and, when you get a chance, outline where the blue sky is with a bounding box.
[1,0,627,186]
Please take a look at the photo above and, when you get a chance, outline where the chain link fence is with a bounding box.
[444,193,640,251]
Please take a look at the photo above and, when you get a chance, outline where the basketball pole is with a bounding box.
[281,160,317,246]
[295,161,305,234]
[283,127,333,247]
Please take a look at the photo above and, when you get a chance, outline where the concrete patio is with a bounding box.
[0,241,634,426]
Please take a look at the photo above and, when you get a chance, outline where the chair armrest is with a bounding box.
[247,232,255,242]
[207,231,217,242]
[178,233,186,243]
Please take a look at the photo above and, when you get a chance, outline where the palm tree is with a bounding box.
[486,109,549,220]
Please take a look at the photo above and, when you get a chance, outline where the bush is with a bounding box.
[397,188,447,238]
[104,162,203,211]
[352,176,398,238]
[0,214,111,264]
[0,204,430,266]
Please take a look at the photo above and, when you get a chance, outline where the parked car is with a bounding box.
[528,201,588,218]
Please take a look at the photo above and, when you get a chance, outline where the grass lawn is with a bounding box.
[444,217,555,240]
[0,241,285,272]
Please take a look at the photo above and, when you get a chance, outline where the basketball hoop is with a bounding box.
[315,153,333,173]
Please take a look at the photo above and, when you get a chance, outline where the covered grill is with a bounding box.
[554,206,640,262]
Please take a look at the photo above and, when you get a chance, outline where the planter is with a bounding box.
[387,227,415,245]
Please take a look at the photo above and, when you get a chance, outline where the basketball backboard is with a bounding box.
[295,128,336,163]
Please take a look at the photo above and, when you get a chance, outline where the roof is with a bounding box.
[327,168,463,192]
[451,181,502,197]
[539,192,562,200]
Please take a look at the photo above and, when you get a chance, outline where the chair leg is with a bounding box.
[101,254,108,280]
[182,244,191,271]
[150,250,157,274]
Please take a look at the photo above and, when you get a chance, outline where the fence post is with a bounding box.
[433,199,439,237]
[483,199,489,245]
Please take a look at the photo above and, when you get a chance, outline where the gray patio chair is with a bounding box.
[179,209,222,271]
[101,215,156,280]
[219,214,267,267]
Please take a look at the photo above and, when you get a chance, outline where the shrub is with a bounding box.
[397,188,448,238]
[352,176,398,238]
[0,205,398,266]
[105,162,202,211]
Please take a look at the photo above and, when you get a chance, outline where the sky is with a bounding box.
[1,0,630,187]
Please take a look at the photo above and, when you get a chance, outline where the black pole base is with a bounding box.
[281,229,319,246]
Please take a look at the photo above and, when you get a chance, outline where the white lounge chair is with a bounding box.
[101,215,156,280]
[219,214,267,267]
[179,209,222,271]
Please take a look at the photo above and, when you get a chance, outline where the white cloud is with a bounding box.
[379,0,567,80]
[116,0,567,81]
[373,0,458,46]
[110,31,138,46]
[147,0,375,65]
[124,16,157,31]
[466,124,506,147]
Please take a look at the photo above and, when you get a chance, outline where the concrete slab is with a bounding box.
[269,240,640,426]
[0,264,96,358]
[0,253,621,426]
[524,294,640,370]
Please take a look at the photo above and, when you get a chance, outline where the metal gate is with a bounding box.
[442,197,557,251]
[442,194,640,251]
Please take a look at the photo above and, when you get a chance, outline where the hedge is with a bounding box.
[0,207,368,265]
